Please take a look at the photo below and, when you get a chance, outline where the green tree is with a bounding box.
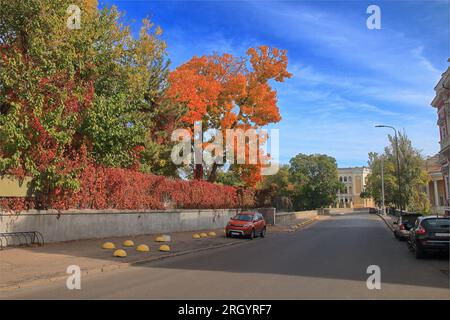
[260,165,293,197]
[257,165,294,210]
[288,154,342,210]
[365,133,430,213]
[216,167,246,187]
[0,0,182,203]
[365,153,398,207]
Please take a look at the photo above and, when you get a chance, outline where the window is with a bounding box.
[344,177,347,182]
[232,214,252,221]
[441,124,448,140]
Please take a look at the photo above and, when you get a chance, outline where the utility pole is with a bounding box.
[381,156,385,215]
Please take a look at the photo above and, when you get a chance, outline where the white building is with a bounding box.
[335,167,374,208]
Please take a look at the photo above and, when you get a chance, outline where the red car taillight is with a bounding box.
[415,225,426,235]
[399,224,405,231]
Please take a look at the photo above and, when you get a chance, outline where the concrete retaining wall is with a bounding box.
[294,210,319,220]
[274,207,370,225]
[0,208,243,244]
[257,207,276,225]
[275,210,318,225]
[274,212,296,225]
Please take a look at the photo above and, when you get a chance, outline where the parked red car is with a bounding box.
[225,211,266,239]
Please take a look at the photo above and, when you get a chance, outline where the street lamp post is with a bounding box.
[381,156,385,215]
[375,125,402,214]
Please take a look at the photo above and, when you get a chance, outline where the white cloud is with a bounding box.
[157,0,443,165]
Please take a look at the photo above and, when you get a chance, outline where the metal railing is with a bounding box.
[0,231,44,249]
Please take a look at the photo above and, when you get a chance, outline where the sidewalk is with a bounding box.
[0,222,302,291]
[377,213,396,231]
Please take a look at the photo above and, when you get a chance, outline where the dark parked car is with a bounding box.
[369,207,378,214]
[225,211,266,239]
[407,216,450,259]
[393,213,422,240]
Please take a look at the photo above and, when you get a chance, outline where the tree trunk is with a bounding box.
[208,163,219,182]
[194,164,203,180]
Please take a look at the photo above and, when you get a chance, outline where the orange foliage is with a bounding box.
[166,46,292,186]
[167,46,292,128]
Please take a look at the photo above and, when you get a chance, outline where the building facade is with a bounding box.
[431,64,450,215]
[425,154,446,215]
[335,167,374,208]
[0,176,31,197]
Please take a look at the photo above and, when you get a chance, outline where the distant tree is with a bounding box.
[260,165,293,196]
[289,154,342,210]
[365,153,397,207]
[258,165,294,210]
[365,132,430,213]
[216,167,245,187]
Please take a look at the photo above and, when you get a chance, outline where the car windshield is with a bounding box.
[422,218,450,230]
[402,215,421,224]
[232,214,253,221]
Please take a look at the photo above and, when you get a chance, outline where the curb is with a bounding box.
[288,216,319,232]
[377,214,395,232]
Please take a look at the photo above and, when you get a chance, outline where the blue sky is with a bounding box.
[102,0,449,167]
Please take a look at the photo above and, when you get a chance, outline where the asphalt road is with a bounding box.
[1,213,449,299]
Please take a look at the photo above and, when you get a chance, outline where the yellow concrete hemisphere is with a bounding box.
[200,233,208,238]
[123,240,134,247]
[192,233,201,239]
[102,242,116,249]
[159,244,170,252]
[136,244,150,252]
[208,231,217,237]
[113,249,127,257]
[155,236,165,242]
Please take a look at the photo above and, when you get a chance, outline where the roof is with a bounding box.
[338,167,371,173]
[419,215,450,220]
[431,66,450,107]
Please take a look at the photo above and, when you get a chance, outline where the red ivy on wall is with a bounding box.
[0,166,256,212]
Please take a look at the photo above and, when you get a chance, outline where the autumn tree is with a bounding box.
[166,47,292,186]
[0,0,181,206]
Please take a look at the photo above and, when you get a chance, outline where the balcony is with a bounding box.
[440,136,450,152]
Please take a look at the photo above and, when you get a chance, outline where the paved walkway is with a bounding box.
[0,223,296,291]
[377,213,396,231]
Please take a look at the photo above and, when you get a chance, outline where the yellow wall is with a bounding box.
[353,196,375,208]
[0,177,31,197]
[355,175,362,194]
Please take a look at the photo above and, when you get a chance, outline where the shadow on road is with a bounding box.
[139,214,450,290]
[2,213,449,292]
